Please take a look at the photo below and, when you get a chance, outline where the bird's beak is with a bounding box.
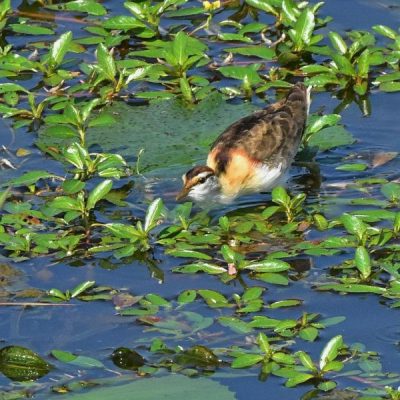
[176,186,190,201]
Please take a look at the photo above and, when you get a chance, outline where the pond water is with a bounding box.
[1,0,400,399]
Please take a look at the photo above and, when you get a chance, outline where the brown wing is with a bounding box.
[207,83,309,175]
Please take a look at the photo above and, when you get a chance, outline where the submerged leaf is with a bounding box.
[0,346,51,381]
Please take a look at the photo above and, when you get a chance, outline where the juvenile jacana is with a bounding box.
[176,83,311,203]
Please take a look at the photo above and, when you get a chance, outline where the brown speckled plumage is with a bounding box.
[208,83,308,175]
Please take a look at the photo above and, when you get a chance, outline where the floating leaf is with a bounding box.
[231,354,263,368]
[47,374,236,400]
[111,347,145,370]
[167,249,212,260]
[198,290,230,307]
[0,346,51,381]
[245,259,290,273]
[175,345,219,368]
[225,46,275,59]
[173,263,227,274]
[103,16,146,30]
[307,126,354,151]
[6,171,56,187]
[52,350,104,368]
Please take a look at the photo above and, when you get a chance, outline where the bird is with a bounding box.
[176,82,311,204]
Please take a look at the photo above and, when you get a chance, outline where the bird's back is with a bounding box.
[206,83,309,198]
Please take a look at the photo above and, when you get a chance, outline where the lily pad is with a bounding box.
[38,93,257,177]
[308,125,355,151]
[0,345,52,381]
[47,374,236,400]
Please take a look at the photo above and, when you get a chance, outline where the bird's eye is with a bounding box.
[198,177,206,184]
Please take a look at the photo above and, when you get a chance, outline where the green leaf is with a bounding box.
[172,31,189,66]
[10,24,54,35]
[331,53,355,76]
[281,0,297,22]
[218,65,263,85]
[47,374,236,400]
[305,73,340,87]
[52,349,104,368]
[221,244,242,264]
[168,249,212,260]
[48,288,66,299]
[0,346,52,381]
[293,9,315,46]
[328,32,347,54]
[307,125,354,151]
[355,246,371,280]
[176,345,219,369]
[225,46,275,59]
[146,294,169,306]
[7,170,55,187]
[299,327,319,342]
[261,205,280,219]
[318,381,337,391]
[0,83,29,94]
[87,179,113,210]
[63,142,87,169]
[51,349,76,363]
[381,182,400,201]
[245,259,290,272]
[285,372,314,387]
[96,43,116,82]
[255,273,289,285]
[319,335,343,371]
[272,186,290,206]
[341,213,367,238]
[71,280,95,298]
[44,125,77,139]
[144,198,163,232]
[358,49,370,78]
[296,351,316,371]
[257,332,270,354]
[218,317,252,334]
[88,113,116,127]
[307,114,341,134]
[231,354,264,368]
[50,196,82,212]
[372,24,398,39]
[379,81,400,92]
[268,299,301,309]
[173,263,227,274]
[47,0,107,16]
[177,290,197,304]
[318,283,385,294]
[49,31,73,69]
[198,289,230,308]
[242,287,263,302]
[179,77,192,102]
[336,163,367,172]
[245,0,277,15]
[103,16,146,30]
[323,360,343,372]
[272,352,295,365]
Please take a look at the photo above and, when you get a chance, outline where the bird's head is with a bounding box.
[176,166,220,202]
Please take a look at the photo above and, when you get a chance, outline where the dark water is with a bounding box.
[1,0,400,398]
